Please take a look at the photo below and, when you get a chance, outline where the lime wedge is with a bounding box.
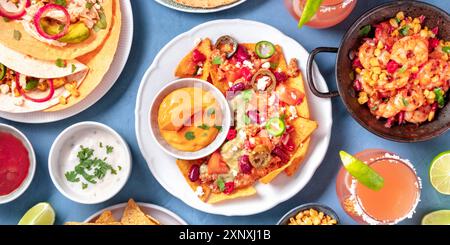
[429,150,450,195]
[298,0,324,28]
[18,202,55,225]
[422,210,450,225]
[339,151,384,191]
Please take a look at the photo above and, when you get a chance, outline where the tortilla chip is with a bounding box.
[207,187,257,204]
[146,215,161,225]
[121,199,158,225]
[174,0,239,8]
[65,221,122,225]
[0,0,116,61]
[175,38,212,81]
[45,0,122,112]
[285,138,311,176]
[95,210,116,224]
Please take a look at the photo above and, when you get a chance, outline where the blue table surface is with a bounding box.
[1,0,449,225]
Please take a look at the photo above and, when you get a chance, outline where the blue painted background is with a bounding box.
[0,0,449,225]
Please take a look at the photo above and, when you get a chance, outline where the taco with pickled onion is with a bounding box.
[0,0,118,61]
[0,43,88,113]
[173,36,317,203]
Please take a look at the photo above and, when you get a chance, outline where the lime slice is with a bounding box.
[18,202,55,225]
[298,0,324,28]
[339,151,384,191]
[429,150,450,195]
[422,210,450,225]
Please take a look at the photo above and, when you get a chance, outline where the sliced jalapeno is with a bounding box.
[255,41,275,59]
[0,63,5,81]
[266,117,286,137]
[251,69,276,93]
[249,145,271,169]
[215,35,238,59]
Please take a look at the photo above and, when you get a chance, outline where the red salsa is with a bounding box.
[0,132,30,196]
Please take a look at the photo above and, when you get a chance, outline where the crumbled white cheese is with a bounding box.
[196,67,203,76]
[13,97,24,106]
[19,75,27,88]
[249,137,256,144]
[290,91,297,100]
[231,169,238,177]
[289,106,298,120]
[235,62,242,68]
[238,130,247,139]
[232,146,239,152]
[194,186,204,197]
[243,60,254,69]
[268,93,277,105]
[228,82,233,88]
[256,76,271,91]
[261,62,271,69]
[0,84,9,94]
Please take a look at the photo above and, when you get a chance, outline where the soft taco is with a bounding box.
[0,43,88,113]
[0,0,118,61]
[173,36,317,203]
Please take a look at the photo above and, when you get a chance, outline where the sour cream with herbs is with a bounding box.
[59,128,129,201]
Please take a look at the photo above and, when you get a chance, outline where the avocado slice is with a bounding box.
[58,22,91,44]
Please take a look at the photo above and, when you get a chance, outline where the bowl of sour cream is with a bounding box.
[48,122,131,204]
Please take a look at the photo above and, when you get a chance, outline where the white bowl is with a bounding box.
[48,122,132,204]
[0,123,36,204]
[149,78,231,160]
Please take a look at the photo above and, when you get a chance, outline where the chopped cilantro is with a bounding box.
[94,10,107,32]
[359,25,371,37]
[81,183,88,189]
[118,166,122,171]
[443,46,450,54]
[399,26,410,36]
[25,79,39,91]
[106,145,114,154]
[99,142,103,148]
[185,131,195,140]
[401,97,409,106]
[214,125,223,131]
[198,124,210,130]
[55,58,67,68]
[207,108,215,116]
[71,64,76,73]
[55,0,67,7]
[86,2,94,9]
[65,171,79,182]
[212,56,222,65]
[217,178,225,192]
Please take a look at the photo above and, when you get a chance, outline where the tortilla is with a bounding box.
[45,0,122,112]
[175,38,212,81]
[95,210,116,224]
[64,222,123,225]
[174,0,239,9]
[0,44,89,113]
[0,0,118,61]
[176,159,257,204]
[121,199,159,225]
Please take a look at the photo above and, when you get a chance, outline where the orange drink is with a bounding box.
[285,0,357,29]
[336,149,421,225]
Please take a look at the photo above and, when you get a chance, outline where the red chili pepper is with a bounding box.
[386,60,400,74]
[429,38,440,51]
[223,182,235,195]
[192,49,206,63]
[226,128,237,140]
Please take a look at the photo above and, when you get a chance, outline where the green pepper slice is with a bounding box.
[255,41,275,59]
[0,63,5,81]
[434,88,446,108]
[265,117,286,136]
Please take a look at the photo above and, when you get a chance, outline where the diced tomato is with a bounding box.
[386,60,399,74]
[207,151,229,175]
[223,182,235,195]
[240,67,253,81]
[375,22,395,48]
[431,26,439,35]
[419,15,426,24]
[352,58,363,69]
[274,71,288,83]
[276,84,304,105]
[226,128,237,140]
[244,140,255,150]
[192,49,206,63]
[429,38,439,51]
[225,69,243,83]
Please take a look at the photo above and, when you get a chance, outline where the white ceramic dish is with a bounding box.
[84,202,188,225]
[135,19,332,216]
[0,0,134,123]
[155,0,247,13]
[48,122,132,204]
[149,78,231,160]
[0,123,36,204]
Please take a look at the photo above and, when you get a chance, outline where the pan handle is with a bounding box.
[307,47,340,98]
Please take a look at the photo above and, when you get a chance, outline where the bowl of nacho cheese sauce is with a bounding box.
[0,124,36,204]
[149,78,231,160]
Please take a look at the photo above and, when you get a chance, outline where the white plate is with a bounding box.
[84,202,188,225]
[0,0,134,124]
[135,19,332,216]
[155,0,246,13]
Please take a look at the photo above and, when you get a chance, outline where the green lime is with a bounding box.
[429,150,450,195]
[339,151,384,191]
[422,210,450,225]
[298,0,324,28]
[18,202,55,225]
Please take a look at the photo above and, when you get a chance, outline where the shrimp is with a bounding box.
[418,59,450,90]
[390,36,429,67]
[358,41,390,69]
[382,71,410,90]
[405,105,432,124]
[370,99,400,119]
[392,88,425,112]
[375,22,396,49]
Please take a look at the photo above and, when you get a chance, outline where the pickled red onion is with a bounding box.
[33,4,70,40]
[15,73,55,103]
[0,0,28,19]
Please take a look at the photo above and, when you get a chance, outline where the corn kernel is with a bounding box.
[358,92,369,104]
[369,57,379,67]
[59,96,67,105]
[400,20,406,27]
[355,67,362,74]
[372,66,381,74]
[37,82,48,91]
[419,29,428,38]
[431,76,439,83]
[371,73,379,81]
[14,88,20,97]
[445,41,450,46]
[368,79,376,86]
[70,88,80,98]
[379,72,387,80]
[389,18,399,28]
[396,11,405,21]
[413,17,421,24]
[413,23,421,34]
[64,83,74,91]
[377,41,384,49]
[428,111,435,121]
[411,66,419,73]
[53,77,66,89]
[391,30,399,37]
[374,48,381,57]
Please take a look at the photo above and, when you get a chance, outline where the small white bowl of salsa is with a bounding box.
[0,123,36,204]
[48,122,132,204]
[149,78,231,160]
